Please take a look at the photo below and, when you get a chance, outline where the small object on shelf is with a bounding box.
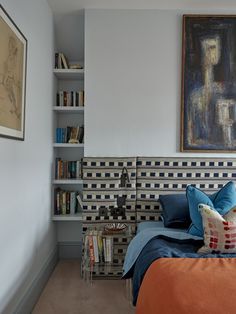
[60,53,69,69]
[69,63,83,69]
[110,206,126,218]
[76,193,83,209]
[99,206,108,217]
[68,126,79,143]
[104,223,127,234]
[55,52,69,69]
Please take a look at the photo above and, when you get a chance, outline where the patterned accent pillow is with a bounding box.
[198,204,236,253]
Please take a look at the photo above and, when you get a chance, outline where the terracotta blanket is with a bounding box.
[136,257,236,314]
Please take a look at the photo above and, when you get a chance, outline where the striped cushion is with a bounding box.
[199,204,236,253]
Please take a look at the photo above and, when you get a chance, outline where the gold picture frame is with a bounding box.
[0,5,27,140]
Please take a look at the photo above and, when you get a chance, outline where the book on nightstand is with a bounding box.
[106,237,113,263]
[103,238,107,262]
[88,233,95,265]
[92,232,99,263]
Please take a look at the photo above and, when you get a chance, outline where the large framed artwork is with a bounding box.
[0,5,27,141]
[181,15,236,152]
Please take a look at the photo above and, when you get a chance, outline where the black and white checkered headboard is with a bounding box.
[82,157,236,228]
[136,157,236,222]
[82,157,137,233]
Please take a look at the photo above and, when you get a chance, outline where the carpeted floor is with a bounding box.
[32,260,135,314]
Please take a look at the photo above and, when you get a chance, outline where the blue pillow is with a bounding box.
[159,194,191,228]
[187,181,236,237]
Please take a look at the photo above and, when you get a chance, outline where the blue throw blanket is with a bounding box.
[123,226,202,277]
[123,232,236,306]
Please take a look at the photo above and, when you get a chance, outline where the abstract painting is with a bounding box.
[181,15,236,152]
[0,5,27,140]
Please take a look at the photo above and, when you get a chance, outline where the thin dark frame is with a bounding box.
[180,14,236,153]
[0,4,27,141]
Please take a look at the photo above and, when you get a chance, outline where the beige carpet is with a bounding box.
[33,260,135,314]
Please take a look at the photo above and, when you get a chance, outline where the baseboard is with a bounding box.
[58,241,82,259]
[13,247,58,314]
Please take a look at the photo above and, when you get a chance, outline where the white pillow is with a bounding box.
[198,203,236,254]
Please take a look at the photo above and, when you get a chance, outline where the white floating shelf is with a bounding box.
[53,69,84,80]
[53,179,83,184]
[53,143,84,148]
[53,106,84,113]
[52,213,82,221]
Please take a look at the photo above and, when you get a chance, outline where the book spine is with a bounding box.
[70,191,76,214]
[58,128,62,143]
[55,53,59,68]
[97,232,104,262]
[78,126,84,143]
[73,91,76,107]
[59,91,63,106]
[61,128,64,143]
[76,193,83,210]
[93,235,99,263]
[66,126,71,143]
[76,92,79,107]
[59,160,63,179]
[71,161,74,179]
[56,92,59,106]
[103,238,107,262]
[88,235,95,265]
[55,157,60,179]
[76,160,80,178]
[63,91,67,106]
[60,53,69,69]
[62,191,66,215]
[55,188,61,215]
[106,237,112,263]
[70,91,73,106]
[55,128,58,143]
[79,91,84,106]
[58,53,62,69]
[66,191,70,214]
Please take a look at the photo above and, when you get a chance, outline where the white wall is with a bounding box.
[0,0,55,312]
[54,12,84,63]
[85,9,236,157]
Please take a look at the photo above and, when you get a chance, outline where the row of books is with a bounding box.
[84,230,113,264]
[54,188,83,215]
[56,126,84,144]
[55,158,82,179]
[55,52,83,70]
[56,90,84,107]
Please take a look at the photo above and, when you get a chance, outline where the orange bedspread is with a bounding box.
[136,258,236,314]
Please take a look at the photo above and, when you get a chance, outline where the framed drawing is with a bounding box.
[0,5,27,140]
[181,15,236,152]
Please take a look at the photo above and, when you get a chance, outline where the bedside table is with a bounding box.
[81,227,133,281]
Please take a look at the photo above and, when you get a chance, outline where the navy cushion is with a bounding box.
[159,194,191,228]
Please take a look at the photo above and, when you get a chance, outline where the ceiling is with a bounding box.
[47,0,236,15]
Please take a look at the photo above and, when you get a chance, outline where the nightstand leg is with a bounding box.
[125,278,132,304]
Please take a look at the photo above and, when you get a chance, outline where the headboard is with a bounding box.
[82,157,137,233]
[136,157,236,223]
[82,157,236,228]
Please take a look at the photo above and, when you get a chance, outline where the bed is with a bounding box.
[123,179,236,314]
[123,221,236,313]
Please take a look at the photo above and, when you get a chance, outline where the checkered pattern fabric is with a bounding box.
[136,157,236,223]
[82,157,137,233]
